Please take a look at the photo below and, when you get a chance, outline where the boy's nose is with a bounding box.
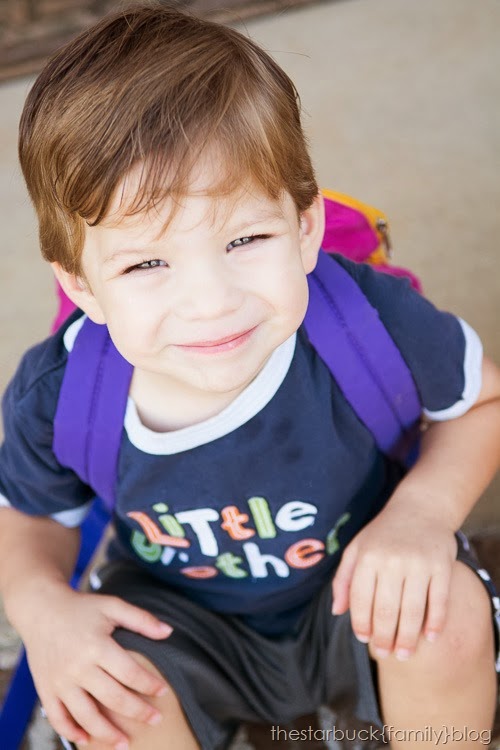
[175,263,243,321]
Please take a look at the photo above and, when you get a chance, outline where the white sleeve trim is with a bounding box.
[50,500,94,528]
[0,492,11,508]
[423,318,483,422]
[0,491,92,527]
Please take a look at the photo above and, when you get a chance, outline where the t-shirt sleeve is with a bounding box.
[330,254,483,420]
[0,337,95,527]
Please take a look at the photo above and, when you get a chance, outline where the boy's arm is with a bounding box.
[0,508,172,747]
[389,354,500,529]
[0,507,80,630]
[332,354,500,658]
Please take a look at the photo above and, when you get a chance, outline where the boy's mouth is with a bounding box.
[177,326,257,353]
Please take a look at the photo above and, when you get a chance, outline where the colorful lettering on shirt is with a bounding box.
[181,566,218,579]
[285,538,325,568]
[127,511,190,548]
[275,501,317,532]
[161,547,177,565]
[128,497,353,581]
[220,506,255,540]
[325,512,351,555]
[130,530,162,562]
[159,514,186,537]
[248,496,276,539]
[174,508,220,556]
[215,552,248,578]
[243,542,289,578]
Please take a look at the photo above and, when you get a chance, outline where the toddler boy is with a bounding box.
[0,4,499,749]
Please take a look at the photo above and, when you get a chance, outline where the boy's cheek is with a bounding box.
[105,308,170,359]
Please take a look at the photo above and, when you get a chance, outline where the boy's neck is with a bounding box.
[129,368,248,433]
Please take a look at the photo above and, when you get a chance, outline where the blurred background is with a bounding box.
[0,1,499,747]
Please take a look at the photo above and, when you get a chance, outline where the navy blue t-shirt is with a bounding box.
[0,256,483,635]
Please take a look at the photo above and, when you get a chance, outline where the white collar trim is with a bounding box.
[124,333,297,455]
[63,314,86,352]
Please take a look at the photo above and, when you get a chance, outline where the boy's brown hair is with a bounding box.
[19,2,319,275]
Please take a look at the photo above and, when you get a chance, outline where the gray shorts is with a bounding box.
[88,531,500,750]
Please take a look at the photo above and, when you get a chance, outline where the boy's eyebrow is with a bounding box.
[103,246,156,266]
[222,207,286,234]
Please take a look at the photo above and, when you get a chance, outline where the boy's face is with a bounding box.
[55,165,324,401]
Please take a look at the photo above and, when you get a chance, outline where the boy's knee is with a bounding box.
[369,560,495,671]
[439,560,495,664]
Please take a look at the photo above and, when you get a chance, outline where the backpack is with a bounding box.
[52,191,423,513]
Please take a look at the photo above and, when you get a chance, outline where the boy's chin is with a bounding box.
[189,367,261,396]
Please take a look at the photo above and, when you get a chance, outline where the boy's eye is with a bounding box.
[126,259,167,273]
[226,234,268,251]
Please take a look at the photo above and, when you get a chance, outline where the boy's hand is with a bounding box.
[331,503,457,660]
[19,584,173,748]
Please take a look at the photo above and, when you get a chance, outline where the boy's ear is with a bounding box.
[298,192,325,274]
[51,262,106,325]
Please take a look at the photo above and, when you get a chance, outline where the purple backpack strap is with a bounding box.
[53,317,133,511]
[304,251,421,462]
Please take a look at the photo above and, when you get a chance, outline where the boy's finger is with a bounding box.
[103,640,169,698]
[347,561,377,642]
[331,542,358,615]
[42,696,89,747]
[393,575,428,658]
[65,687,129,748]
[84,667,163,726]
[105,597,173,639]
[369,573,403,656]
[424,571,451,640]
